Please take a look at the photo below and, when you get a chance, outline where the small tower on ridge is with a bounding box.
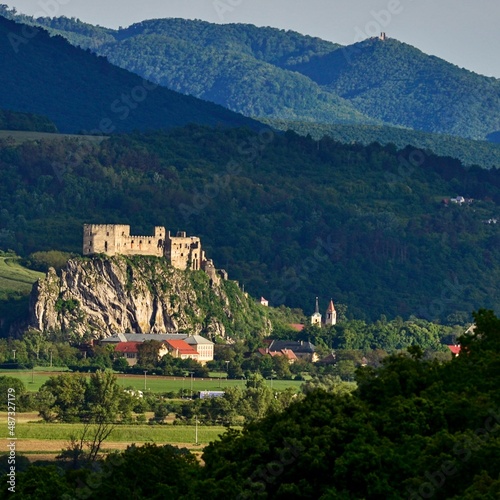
[311,297,322,327]
[325,299,337,326]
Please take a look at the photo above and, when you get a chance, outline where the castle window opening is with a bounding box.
[106,232,109,236]
[105,241,108,252]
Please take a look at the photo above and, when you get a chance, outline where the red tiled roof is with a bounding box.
[257,347,297,361]
[280,349,298,360]
[289,324,305,332]
[447,345,461,355]
[114,342,139,353]
[165,339,199,355]
[326,300,335,313]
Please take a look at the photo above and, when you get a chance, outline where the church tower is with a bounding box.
[311,297,322,327]
[325,299,337,326]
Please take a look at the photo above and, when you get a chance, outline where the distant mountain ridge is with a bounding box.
[6,9,500,140]
[0,14,258,134]
[295,38,500,139]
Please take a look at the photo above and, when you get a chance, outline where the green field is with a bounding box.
[0,370,304,393]
[0,417,228,445]
[0,255,44,296]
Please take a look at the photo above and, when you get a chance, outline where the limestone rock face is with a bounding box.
[29,256,269,339]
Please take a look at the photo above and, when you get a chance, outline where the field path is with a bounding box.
[16,439,203,453]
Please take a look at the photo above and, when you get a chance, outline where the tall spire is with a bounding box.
[311,296,322,327]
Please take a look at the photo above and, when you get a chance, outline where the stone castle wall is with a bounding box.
[83,224,165,258]
[83,225,205,270]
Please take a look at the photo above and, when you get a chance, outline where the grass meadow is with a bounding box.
[0,414,228,445]
[0,370,304,393]
[0,255,44,296]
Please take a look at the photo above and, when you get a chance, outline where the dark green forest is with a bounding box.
[3,310,499,498]
[0,15,257,134]
[6,9,500,140]
[0,125,499,321]
[0,110,56,133]
[263,119,500,170]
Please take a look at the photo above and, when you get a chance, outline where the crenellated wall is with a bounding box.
[83,224,165,257]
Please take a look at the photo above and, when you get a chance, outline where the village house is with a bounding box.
[261,339,318,363]
[101,332,214,364]
[257,347,298,364]
[114,341,169,366]
[164,339,199,361]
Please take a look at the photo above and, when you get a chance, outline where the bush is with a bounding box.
[24,251,75,272]
[0,376,25,411]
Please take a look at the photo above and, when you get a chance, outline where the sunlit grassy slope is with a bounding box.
[0,255,44,298]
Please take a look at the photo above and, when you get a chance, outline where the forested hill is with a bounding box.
[0,109,57,133]
[263,119,500,170]
[23,15,375,127]
[1,125,500,321]
[295,37,500,139]
[0,15,258,134]
[7,9,500,140]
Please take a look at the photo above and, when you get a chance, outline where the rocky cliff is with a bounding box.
[29,256,271,339]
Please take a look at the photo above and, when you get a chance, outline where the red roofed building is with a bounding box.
[257,347,299,364]
[289,324,305,332]
[164,339,199,361]
[115,342,140,366]
[447,345,461,356]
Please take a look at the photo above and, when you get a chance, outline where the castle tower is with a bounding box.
[164,231,204,270]
[311,297,322,327]
[325,299,337,326]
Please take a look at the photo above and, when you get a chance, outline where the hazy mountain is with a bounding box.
[9,11,500,140]
[295,38,500,139]
[24,16,376,127]
[0,15,258,134]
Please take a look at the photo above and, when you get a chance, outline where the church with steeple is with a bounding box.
[310,297,337,327]
[311,297,322,326]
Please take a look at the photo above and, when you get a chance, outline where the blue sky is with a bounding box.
[7,0,500,77]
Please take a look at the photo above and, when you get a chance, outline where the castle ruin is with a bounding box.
[83,224,210,272]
